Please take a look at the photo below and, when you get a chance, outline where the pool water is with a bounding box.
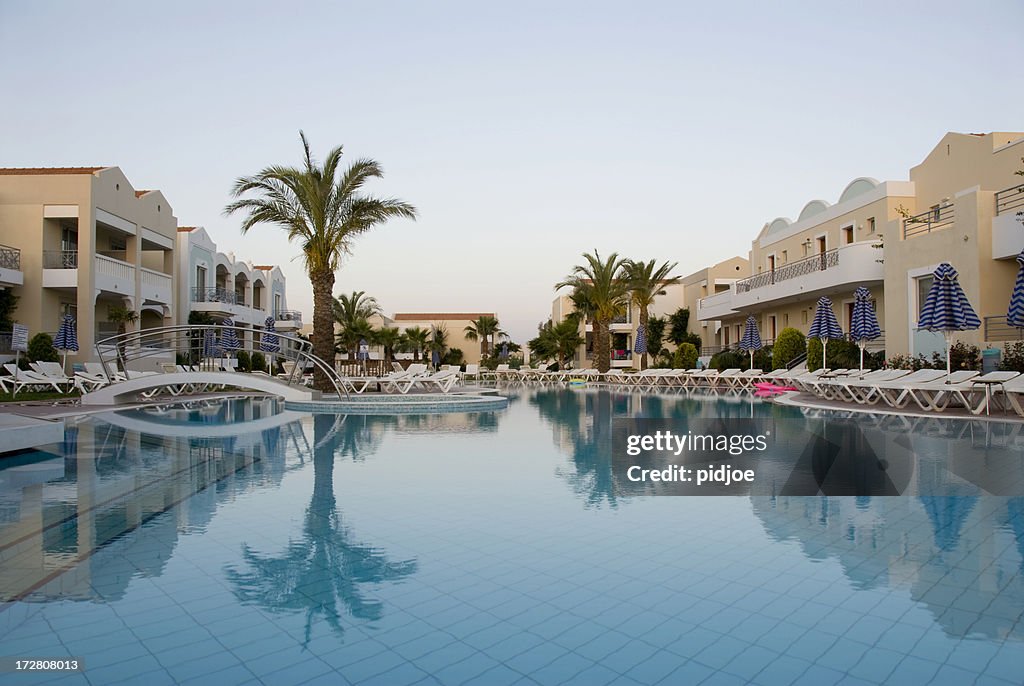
[0,390,1022,685]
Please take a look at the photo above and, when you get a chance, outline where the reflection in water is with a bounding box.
[225,414,417,644]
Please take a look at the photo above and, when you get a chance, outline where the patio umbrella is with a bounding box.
[1006,250,1024,328]
[807,296,843,370]
[738,315,762,370]
[634,323,647,363]
[53,313,79,372]
[202,328,218,364]
[850,287,881,372]
[500,342,509,359]
[261,316,280,374]
[431,348,441,369]
[917,262,980,382]
[219,318,241,360]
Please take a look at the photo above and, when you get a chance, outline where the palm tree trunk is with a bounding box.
[310,269,336,392]
[639,309,649,371]
[595,319,611,373]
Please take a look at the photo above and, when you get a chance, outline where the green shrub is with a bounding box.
[28,332,59,364]
[442,348,464,366]
[709,349,746,371]
[752,346,773,371]
[1001,342,1024,372]
[949,341,981,371]
[236,350,251,372]
[251,352,267,372]
[673,342,698,370]
[772,328,806,370]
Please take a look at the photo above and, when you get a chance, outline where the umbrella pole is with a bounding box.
[945,331,953,383]
[822,338,827,371]
[859,342,865,372]
[749,349,754,370]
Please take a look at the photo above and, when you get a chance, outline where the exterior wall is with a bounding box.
[0,168,177,363]
[682,256,748,353]
[391,314,501,365]
[883,133,1024,357]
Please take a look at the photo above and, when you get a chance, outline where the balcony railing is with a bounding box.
[141,267,172,291]
[996,182,1024,216]
[984,316,1024,342]
[275,310,303,322]
[0,244,21,271]
[611,350,632,361]
[903,204,954,239]
[192,287,237,304]
[95,254,134,281]
[735,249,839,293]
[43,250,78,269]
[611,313,632,325]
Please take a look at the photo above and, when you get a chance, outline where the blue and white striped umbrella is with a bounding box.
[633,324,647,355]
[738,316,762,369]
[202,328,218,359]
[260,316,280,374]
[219,318,241,354]
[1007,251,1024,328]
[54,313,78,372]
[918,262,980,380]
[808,296,843,370]
[850,287,881,371]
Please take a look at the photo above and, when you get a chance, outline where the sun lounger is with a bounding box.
[419,369,462,393]
[812,369,909,401]
[995,375,1024,417]
[4,363,67,393]
[726,369,763,390]
[707,368,742,388]
[903,371,1018,413]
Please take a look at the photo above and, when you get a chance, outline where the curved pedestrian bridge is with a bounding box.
[81,371,317,406]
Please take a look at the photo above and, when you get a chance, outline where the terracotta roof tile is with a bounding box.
[393,313,496,321]
[134,190,152,197]
[252,265,275,271]
[177,226,197,232]
[0,166,107,176]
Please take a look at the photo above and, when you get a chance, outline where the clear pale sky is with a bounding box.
[1,1,1021,344]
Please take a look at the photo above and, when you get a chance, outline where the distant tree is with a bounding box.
[557,251,629,372]
[645,315,667,360]
[0,290,18,330]
[463,315,502,357]
[334,291,382,360]
[667,308,691,346]
[374,327,403,366]
[623,259,680,370]
[403,326,430,362]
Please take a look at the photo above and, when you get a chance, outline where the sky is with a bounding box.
[1,1,1022,344]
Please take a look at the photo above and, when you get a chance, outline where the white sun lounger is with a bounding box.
[902,371,1019,413]
[875,370,978,408]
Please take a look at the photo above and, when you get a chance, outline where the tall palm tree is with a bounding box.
[528,319,584,369]
[335,318,375,361]
[622,259,681,370]
[334,291,382,360]
[374,327,403,367]
[429,325,448,365]
[556,251,629,373]
[403,326,430,362]
[463,315,502,358]
[225,131,417,390]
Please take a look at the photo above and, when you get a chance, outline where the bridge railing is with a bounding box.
[94,324,348,397]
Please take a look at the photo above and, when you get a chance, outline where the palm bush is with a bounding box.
[623,259,680,370]
[557,251,629,373]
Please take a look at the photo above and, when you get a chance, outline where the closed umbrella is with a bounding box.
[1006,251,1024,328]
[431,348,441,369]
[220,318,241,358]
[634,324,647,368]
[500,342,509,360]
[850,287,881,372]
[738,315,762,370]
[808,296,843,370]
[261,316,280,374]
[918,262,981,381]
[202,328,218,365]
[53,313,79,373]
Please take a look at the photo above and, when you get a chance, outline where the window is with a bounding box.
[842,226,854,245]
[196,266,207,292]
[817,236,827,254]
[917,276,934,318]
[867,217,875,234]
[275,293,282,315]
[801,310,808,325]
[767,315,777,339]
[783,313,789,327]
[781,250,788,264]
[61,227,78,252]
[724,327,730,346]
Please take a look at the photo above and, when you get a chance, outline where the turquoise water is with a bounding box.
[0,390,1022,685]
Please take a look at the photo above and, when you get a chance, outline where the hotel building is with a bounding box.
[697,131,1024,361]
[0,166,300,366]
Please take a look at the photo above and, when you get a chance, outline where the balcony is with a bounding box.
[991,182,1024,260]
[903,204,954,239]
[94,254,135,296]
[191,286,238,317]
[697,290,738,321]
[984,316,1024,342]
[698,242,883,319]
[140,267,173,304]
[274,309,303,331]
[0,244,23,287]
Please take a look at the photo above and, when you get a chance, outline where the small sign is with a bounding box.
[11,324,28,352]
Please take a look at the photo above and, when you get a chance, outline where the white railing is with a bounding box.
[95,253,135,282]
[141,267,172,291]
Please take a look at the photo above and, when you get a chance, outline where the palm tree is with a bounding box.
[529,319,584,369]
[403,326,430,362]
[225,131,417,390]
[463,315,502,358]
[374,327,403,367]
[429,324,448,366]
[556,251,629,373]
[622,259,681,370]
[334,291,382,360]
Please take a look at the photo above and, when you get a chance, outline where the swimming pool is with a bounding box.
[0,390,1022,685]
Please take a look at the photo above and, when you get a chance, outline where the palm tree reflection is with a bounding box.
[226,414,417,645]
